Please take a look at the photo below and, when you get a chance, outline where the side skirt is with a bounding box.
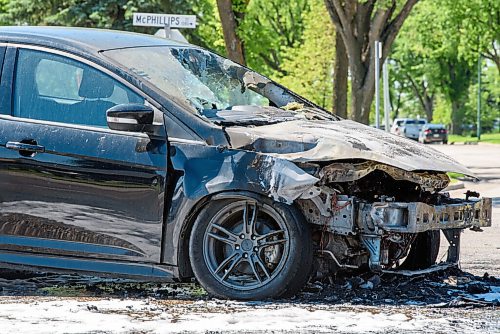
[0,251,177,281]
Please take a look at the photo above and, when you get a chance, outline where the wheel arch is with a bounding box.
[174,190,271,279]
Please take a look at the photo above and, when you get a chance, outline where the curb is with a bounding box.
[449,141,498,146]
[449,141,478,145]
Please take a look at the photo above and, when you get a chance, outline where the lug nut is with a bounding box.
[240,234,245,239]
[243,253,248,258]
[253,247,258,252]
[235,245,240,250]
[251,235,256,240]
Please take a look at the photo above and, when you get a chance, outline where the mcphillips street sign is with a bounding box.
[133,13,197,28]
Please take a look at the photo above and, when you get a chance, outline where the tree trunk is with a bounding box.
[450,100,463,135]
[333,32,348,118]
[216,0,246,65]
[351,82,374,125]
[423,95,434,122]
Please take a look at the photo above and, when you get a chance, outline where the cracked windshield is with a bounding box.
[104,46,333,125]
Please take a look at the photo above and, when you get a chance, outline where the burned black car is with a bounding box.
[0,27,492,300]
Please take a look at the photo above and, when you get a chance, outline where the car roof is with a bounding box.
[0,26,191,55]
[403,118,426,123]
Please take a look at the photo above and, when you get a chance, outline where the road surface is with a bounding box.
[433,143,500,276]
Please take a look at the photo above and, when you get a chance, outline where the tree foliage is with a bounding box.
[0,0,224,52]
[391,0,498,134]
[444,0,500,73]
[277,0,335,111]
[240,0,309,76]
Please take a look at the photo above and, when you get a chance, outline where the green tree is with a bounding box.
[240,0,310,76]
[278,0,335,111]
[0,0,224,53]
[324,0,419,124]
[444,0,500,74]
[391,1,482,134]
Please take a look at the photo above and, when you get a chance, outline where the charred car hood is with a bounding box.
[225,119,473,177]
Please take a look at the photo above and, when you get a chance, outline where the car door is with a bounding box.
[0,46,168,264]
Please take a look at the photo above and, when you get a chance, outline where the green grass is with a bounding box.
[447,172,464,184]
[448,132,500,144]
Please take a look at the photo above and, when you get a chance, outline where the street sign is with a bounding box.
[133,13,197,28]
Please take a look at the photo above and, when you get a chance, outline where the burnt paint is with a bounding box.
[162,142,306,272]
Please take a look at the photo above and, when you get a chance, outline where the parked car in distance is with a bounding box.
[400,119,427,140]
[390,118,408,136]
[0,27,492,301]
[419,124,448,144]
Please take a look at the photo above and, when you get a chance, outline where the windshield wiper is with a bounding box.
[203,107,302,127]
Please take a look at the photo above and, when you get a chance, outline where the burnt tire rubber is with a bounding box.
[400,230,440,270]
[189,197,313,300]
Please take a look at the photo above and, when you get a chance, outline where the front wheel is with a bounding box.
[189,197,313,300]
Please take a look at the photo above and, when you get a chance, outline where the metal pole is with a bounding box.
[477,54,481,140]
[374,41,381,129]
[164,22,171,39]
[383,59,390,132]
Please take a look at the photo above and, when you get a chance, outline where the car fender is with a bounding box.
[163,142,319,274]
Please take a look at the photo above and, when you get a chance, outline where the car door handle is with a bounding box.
[6,141,45,153]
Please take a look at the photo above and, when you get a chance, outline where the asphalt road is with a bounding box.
[432,143,500,276]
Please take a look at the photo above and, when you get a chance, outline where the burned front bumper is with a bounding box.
[359,197,492,234]
[298,194,492,271]
[298,194,492,235]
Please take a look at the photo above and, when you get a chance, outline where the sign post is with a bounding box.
[374,41,382,129]
[383,60,391,132]
[477,54,481,140]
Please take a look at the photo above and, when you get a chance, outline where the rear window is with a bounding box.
[405,120,416,125]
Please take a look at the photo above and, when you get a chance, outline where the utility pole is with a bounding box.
[477,54,481,140]
[383,60,390,132]
[374,41,382,129]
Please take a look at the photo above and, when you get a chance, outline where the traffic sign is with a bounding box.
[133,13,197,28]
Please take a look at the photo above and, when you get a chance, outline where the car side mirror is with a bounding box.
[106,104,155,133]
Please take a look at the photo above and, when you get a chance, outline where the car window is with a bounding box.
[418,120,426,125]
[13,49,144,127]
[405,120,416,125]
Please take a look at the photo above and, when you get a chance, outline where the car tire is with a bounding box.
[443,140,448,144]
[189,197,313,300]
[400,231,440,270]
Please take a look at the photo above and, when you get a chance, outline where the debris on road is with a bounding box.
[0,267,498,333]
[1,266,498,307]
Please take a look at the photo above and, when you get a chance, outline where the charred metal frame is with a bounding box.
[298,192,492,271]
